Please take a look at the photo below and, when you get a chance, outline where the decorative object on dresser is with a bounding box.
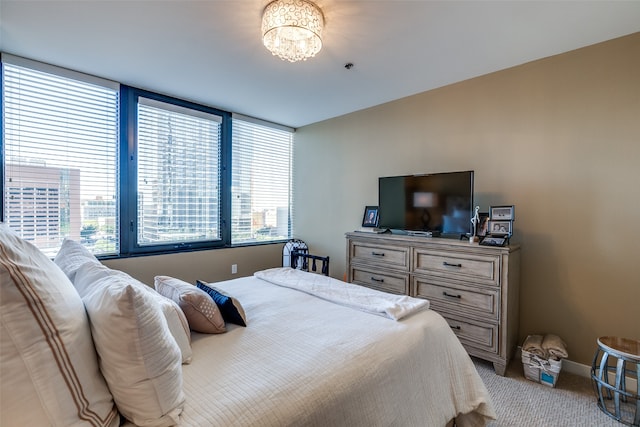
[346,231,521,376]
[361,205,379,228]
[470,205,481,243]
[357,205,386,233]
[489,205,515,221]
[487,205,515,236]
[480,205,515,246]
[479,235,509,247]
[476,212,490,237]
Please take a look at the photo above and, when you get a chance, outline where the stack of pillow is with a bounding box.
[0,225,245,426]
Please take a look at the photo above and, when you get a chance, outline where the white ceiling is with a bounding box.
[1,1,639,128]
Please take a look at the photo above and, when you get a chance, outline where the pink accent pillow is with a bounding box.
[155,275,226,334]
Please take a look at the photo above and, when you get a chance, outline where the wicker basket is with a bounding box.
[522,349,562,387]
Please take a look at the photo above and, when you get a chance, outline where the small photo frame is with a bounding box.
[490,205,515,221]
[476,212,490,237]
[480,236,508,247]
[488,220,512,236]
[361,206,379,228]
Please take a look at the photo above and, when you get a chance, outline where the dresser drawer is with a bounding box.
[413,249,499,286]
[350,242,409,271]
[350,266,409,295]
[443,315,498,354]
[412,278,499,321]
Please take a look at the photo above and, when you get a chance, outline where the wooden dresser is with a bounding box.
[346,232,520,375]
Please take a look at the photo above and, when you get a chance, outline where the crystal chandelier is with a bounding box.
[261,0,324,62]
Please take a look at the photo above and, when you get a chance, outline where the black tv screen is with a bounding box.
[378,171,474,236]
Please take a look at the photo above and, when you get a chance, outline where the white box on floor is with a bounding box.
[522,349,562,387]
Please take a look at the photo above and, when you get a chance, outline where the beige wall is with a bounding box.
[293,33,640,365]
[103,244,283,287]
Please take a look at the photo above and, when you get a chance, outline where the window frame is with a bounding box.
[119,86,232,256]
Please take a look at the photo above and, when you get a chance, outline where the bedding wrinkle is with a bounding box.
[170,275,494,426]
[254,267,429,320]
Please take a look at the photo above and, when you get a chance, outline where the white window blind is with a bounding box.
[2,58,120,257]
[137,97,222,246]
[231,115,293,244]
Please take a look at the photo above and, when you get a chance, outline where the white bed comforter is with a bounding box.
[254,267,429,320]
[176,274,495,427]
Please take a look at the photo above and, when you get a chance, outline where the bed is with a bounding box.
[0,228,495,427]
[150,269,495,427]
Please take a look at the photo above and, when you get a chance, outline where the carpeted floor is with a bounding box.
[473,357,625,426]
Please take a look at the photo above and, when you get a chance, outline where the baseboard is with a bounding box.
[515,346,638,390]
[562,358,590,377]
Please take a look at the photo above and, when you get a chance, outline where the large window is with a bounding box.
[137,97,222,247]
[231,115,293,245]
[2,56,119,257]
[1,55,293,256]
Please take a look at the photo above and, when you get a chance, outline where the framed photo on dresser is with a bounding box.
[489,205,515,221]
[361,206,379,228]
[488,220,512,236]
[476,212,490,237]
[479,236,508,247]
[487,220,513,236]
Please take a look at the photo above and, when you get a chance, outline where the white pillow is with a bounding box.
[74,262,192,364]
[54,237,101,282]
[74,263,185,427]
[0,224,119,427]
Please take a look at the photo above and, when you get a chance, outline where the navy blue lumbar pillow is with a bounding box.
[196,280,247,327]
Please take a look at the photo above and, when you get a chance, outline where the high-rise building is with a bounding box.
[4,163,81,253]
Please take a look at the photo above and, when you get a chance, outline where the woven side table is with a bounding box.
[591,336,640,426]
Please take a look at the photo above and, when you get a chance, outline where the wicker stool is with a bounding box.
[591,336,640,426]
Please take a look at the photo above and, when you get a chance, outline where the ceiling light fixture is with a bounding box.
[261,0,324,63]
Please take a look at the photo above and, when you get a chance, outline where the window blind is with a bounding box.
[136,97,222,246]
[231,114,293,244]
[2,57,120,257]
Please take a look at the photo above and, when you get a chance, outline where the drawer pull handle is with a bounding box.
[443,291,461,299]
[371,251,385,257]
[450,325,461,331]
[443,261,462,268]
[370,277,384,283]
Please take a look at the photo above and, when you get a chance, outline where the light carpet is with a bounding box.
[473,357,622,426]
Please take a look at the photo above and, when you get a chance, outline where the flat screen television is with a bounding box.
[378,171,474,237]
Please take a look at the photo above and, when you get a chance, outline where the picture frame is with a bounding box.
[489,205,515,221]
[489,205,516,221]
[476,212,490,237]
[361,205,379,228]
[488,220,512,236]
[479,236,508,247]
